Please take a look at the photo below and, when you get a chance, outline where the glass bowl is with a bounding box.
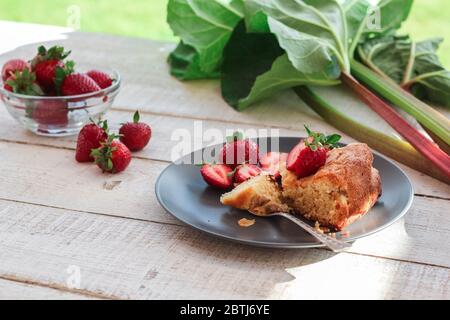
[0,70,120,137]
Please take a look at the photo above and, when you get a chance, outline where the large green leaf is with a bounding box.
[245,0,349,73]
[221,21,340,110]
[364,0,413,38]
[358,36,450,107]
[342,0,370,55]
[168,42,221,80]
[167,0,244,78]
[343,0,413,57]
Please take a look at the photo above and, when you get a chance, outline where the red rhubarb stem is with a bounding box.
[341,72,450,179]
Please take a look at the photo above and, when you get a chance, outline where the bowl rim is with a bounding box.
[0,69,121,100]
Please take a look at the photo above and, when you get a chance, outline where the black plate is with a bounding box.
[155,137,413,248]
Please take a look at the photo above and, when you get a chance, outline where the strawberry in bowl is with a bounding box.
[0,45,120,137]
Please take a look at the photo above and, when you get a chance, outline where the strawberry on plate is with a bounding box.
[260,152,288,178]
[220,132,259,169]
[287,126,341,178]
[86,70,113,89]
[200,164,233,190]
[75,120,109,162]
[234,164,262,185]
[31,45,72,92]
[2,59,30,82]
[91,135,132,173]
[61,73,101,96]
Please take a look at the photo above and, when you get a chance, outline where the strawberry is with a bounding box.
[234,164,262,185]
[86,70,113,89]
[220,132,259,169]
[3,78,13,92]
[30,100,68,126]
[3,69,44,95]
[119,111,151,151]
[287,126,341,178]
[2,59,30,81]
[75,120,109,162]
[32,45,72,92]
[91,135,132,173]
[61,73,101,96]
[200,164,233,190]
[260,152,288,178]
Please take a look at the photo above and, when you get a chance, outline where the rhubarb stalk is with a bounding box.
[295,86,450,184]
[340,72,450,179]
[350,60,450,146]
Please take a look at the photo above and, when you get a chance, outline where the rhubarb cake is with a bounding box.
[280,143,381,230]
[220,143,381,230]
[220,174,289,216]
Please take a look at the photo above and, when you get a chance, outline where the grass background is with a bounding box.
[1,0,449,67]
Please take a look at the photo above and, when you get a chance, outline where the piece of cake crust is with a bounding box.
[281,143,381,230]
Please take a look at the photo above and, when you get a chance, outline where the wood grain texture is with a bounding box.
[0,141,449,269]
[0,107,448,199]
[0,200,448,300]
[0,278,95,300]
[0,22,449,299]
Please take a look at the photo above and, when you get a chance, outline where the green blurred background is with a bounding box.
[1,0,449,67]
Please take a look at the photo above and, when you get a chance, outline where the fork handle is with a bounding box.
[276,212,352,252]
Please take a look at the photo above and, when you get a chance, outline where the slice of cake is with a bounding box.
[220,174,289,216]
[281,143,381,230]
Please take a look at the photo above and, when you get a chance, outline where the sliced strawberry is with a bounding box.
[286,140,307,172]
[200,164,233,190]
[220,132,259,169]
[234,164,262,185]
[2,59,30,81]
[260,152,288,178]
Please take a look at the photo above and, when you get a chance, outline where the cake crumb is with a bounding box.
[238,218,255,228]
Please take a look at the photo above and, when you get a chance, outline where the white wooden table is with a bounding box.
[0,21,449,300]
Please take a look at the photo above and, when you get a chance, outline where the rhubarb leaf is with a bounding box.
[167,0,244,78]
[344,0,413,56]
[410,39,450,108]
[358,36,450,107]
[168,42,220,80]
[245,0,349,73]
[221,21,340,109]
[343,0,371,56]
[364,0,413,38]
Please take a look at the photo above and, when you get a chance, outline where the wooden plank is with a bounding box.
[0,278,95,300]
[0,141,449,268]
[0,200,448,300]
[0,107,448,199]
[0,31,398,135]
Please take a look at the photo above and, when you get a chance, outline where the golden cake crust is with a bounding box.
[281,143,381,230]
